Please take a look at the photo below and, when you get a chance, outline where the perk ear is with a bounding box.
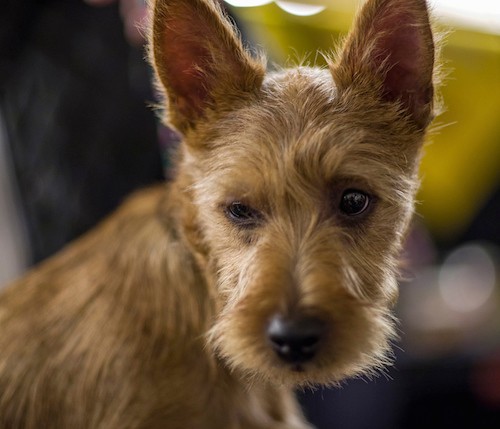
[331,0,435,129]
[150,0,265,133]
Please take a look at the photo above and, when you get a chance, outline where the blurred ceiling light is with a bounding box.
[224,0,325,16]
[275,1,326,16]
[431,0,500,34]
[439,244,496,313]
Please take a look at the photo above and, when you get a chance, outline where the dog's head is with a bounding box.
[149,0,436,386]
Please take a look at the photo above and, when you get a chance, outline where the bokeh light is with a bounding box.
[439,244,497,313]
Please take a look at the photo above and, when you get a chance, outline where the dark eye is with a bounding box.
[225,202,261,227]
[339,190,370,216]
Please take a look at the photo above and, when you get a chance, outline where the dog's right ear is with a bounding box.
[150,0,265,134]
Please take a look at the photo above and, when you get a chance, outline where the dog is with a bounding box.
[0,0,438,427]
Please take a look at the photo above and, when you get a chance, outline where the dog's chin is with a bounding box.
[228,362,354,389]
[217,346,388,389]
[258,364,345,388]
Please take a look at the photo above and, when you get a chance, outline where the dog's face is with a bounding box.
[150,0,435,386]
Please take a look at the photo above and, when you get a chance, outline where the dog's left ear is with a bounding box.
[332,0,435,129]
[150,0,265,134]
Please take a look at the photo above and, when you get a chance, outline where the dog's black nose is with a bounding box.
[267,315,325,364]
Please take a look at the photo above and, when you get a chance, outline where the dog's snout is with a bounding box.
[267,315,326,365]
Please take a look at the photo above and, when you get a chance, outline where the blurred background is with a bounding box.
[1,0,499,427]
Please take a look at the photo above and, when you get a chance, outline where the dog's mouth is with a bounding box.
[290,364,306,373]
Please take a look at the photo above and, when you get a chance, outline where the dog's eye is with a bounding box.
[225,202,261,227]
[339,190,370,216]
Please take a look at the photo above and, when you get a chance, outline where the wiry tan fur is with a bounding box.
[0,0,439,427]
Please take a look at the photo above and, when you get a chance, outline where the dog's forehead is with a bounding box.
[211,66,366,167]
[214,66,343,149]
[264,66,335,92]
[262,66,337,116]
